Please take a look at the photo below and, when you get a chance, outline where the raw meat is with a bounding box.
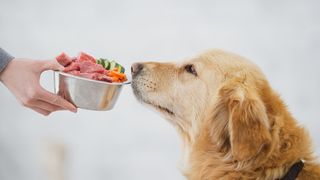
[56,51,126,83]
[56,52,72,66]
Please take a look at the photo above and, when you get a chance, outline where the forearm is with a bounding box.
[0,47,14,74]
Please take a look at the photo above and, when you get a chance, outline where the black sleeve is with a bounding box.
[0,47,14,73]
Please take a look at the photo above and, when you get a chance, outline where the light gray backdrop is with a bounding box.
[0,0,319,180]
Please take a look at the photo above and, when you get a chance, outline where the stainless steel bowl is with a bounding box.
[53,71,131,111]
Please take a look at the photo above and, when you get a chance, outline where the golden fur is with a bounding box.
[131,50,320,179]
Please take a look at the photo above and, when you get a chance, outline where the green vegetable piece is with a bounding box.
[96,59,101,65]
[105,60,111,69]
[109,61,116,70]
[100,59,105,68]
[119,66,125,73]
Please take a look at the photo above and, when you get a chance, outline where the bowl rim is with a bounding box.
[55,71,131,85]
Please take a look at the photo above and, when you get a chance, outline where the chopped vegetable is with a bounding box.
[96,58,126,73]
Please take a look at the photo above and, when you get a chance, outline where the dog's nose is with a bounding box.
[131,63,144,76]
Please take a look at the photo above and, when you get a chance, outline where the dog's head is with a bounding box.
[132,50,273,162]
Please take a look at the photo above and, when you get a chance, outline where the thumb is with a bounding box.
[41,60,64,72]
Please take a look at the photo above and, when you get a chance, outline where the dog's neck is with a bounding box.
[179,104,316,179]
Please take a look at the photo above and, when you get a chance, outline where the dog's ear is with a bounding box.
[219,79,272,161]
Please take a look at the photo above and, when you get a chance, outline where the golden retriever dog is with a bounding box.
[131,50,320,180]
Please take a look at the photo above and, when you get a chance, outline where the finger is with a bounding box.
[38,88,77,113]
[30,107,51,116]
[41,60,64,72]
[33,100,64,112]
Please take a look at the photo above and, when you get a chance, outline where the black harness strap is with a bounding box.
[280,160,304,180]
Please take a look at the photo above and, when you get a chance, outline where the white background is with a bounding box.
[0,0,319,180]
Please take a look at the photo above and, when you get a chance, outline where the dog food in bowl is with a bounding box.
[54,51,130,111]
[56,51,127,83]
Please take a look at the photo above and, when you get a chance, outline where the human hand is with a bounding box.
[0,58,77,115]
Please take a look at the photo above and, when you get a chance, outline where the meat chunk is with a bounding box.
[79,61,105,74]
[95,74,112,82]
[63,62,80,72]
[77,52,96,63]
[56,52,72,67]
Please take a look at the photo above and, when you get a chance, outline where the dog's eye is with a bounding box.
[184,64,197,76]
